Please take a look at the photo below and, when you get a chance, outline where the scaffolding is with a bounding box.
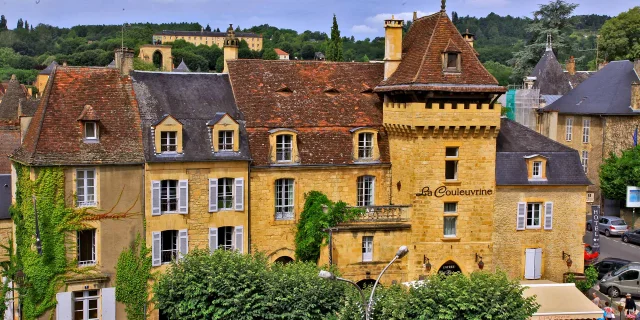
[512,85,540,131]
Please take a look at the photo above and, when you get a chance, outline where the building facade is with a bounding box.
[153,27,263,51]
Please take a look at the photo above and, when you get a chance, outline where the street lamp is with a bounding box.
[318,270,366,315]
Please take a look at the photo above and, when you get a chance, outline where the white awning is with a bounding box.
[522,281,604,319]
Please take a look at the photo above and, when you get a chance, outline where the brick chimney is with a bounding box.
[222,24,239,74]
[114,47,134,76]
[383,15,404,80]
[566,56,576,75]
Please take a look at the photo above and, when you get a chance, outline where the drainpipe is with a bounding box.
[247,163,251,253]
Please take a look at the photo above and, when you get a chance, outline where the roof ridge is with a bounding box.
[28,64,58,163]
[413,11,442,22]
[412,12,444,83]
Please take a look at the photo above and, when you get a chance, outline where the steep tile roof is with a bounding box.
[227,60,390,166]
[0,76,28,120]
[132,71,251,163]
[496,118,590,185]
[11,67,144,166]
[529,50,572,95]
[376,12,503,93]
[543,61,640,115]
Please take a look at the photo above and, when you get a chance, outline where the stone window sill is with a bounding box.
[441,237,461,242]
[443,181,462,186]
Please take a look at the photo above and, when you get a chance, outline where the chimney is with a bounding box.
[383,15,404,80]
[10,74,16,81]
[598,61,608,71]
[413,11,418,21]
[62,62,68,67]
[634,60,640,77]
[566,56,576,75]
[114,47,134,75]
[462,29,475,48]
[632,82,640,111]
[222,24,239,74]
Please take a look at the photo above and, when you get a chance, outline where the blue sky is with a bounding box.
[0,0,635,39]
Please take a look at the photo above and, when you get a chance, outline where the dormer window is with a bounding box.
[447,53,458,69]
[84,122,98,141]
[218,130,234,151]
[442,40,462,73]
[276,134,293,162]
[351,128,379,163]
[268,129,299,165]
[358,133,373,159]
[525,155,548,181]
[209,113,240,153]
[532,161,542,178]
[161,131,177,153]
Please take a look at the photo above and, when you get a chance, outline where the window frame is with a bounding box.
[77,229,96,267]
[275,134,293,163]
[526,203,542,229]
[218,130,234,152]
[160,230,178,264]
[217,178,234,210]
[444,216,457,238]
[362,236,373,262]
[73,290,99,320]
[357,176,375,207]
[217,226,234,251]
[532,161,542,178]
[83,122,98,141]
[76,168,96,208]
[358,132,374,159]
[445,147,459,181]
[565,117,573,141]
[160,180,178,213]
[582,118,590,143]
[581,150,588,173]
[444,52,461,72]
[160,131,178,153]
[275,178,295,220]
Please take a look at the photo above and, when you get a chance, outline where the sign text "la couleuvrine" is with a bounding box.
[416,186,493,197]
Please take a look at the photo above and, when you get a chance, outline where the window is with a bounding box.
[357,176,375,207]
[218,130,234,151]
[565,117,573,141]
[160,131,177,153]
[84,122,98,141]
[362,236,373,262]
[444,202,457,213]
[275,178,294,220]
[446,53,459,70]
[619,270,640,281]
[160,230,178,264]
[581,151,588,173]
[532,161,542,178]
[276,134,293,162]
[160,180,178,213]
[444,202,457,237]
[77,229,96,266]
[73,290,99,320]
[526,203,541,228]
[445,147,459,157]
[217,178,234,210]
[76,169,96,207]
[445,147,459,180]
[582,119,590,143]
[218,226,234,250]
[358,133,374,159]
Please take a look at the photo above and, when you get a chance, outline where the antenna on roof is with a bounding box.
[441,0,446,12]
[546,33,552,52]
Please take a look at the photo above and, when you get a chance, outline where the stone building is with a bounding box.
[153,27,263,50]
[9,49,145,320]
[538,60,640,214]
[34,61,58,96]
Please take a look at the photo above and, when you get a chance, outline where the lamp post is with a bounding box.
[319,245,409,320]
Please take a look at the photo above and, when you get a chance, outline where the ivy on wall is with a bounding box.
[294,191,362,262]
[115,234,152,320]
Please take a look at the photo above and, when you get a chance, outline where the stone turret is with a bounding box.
[223,24,239,74]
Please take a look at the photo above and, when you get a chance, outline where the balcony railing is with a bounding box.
[347,205,411,222]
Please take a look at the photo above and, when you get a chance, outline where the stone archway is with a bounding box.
[152,50,163,69]
[437,260,462,275]
[138,45,172,71]
[274,256,294,265]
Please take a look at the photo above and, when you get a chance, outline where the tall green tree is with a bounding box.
[510,0,578,81]
[600,145,640,202]
[24,20,28,30]
[262,48,278,60]
[205,24,211,32]
[483,61,513,85]
[0,15,6,30]
[599,6,640,61]
[326,14,343,61]
[16,18,23,29]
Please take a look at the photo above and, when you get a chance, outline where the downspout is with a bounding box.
[247,162,251,253]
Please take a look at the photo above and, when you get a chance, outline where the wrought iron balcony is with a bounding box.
[347,205,411,222]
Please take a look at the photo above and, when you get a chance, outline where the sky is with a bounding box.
[0,0,636,39]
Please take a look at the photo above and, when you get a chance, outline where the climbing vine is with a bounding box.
[294,191,362,262]
[115,234,152,320]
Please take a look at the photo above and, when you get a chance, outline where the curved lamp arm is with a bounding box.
[366,246,408,319]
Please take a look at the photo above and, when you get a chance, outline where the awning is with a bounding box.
[522,281,604,319]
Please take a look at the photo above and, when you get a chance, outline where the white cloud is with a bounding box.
[365,10,433,26]
[351,24,378,34]
[465,0,510,7]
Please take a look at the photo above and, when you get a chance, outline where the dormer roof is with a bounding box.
[0,76,27,121]
[173,59,190,72]
[77,105,101,121]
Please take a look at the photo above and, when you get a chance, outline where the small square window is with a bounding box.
[445,147,459,157]
[447,53,458,69]
[160,131,177,153]
[218,130,234,151]
[532,161,542,178]
[84,122,98,141]
[444,202,457,213]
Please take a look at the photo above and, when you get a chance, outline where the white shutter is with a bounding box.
[178,229,188,260]
[544,202,553,230]
[209,227,218,253]
[178,180,189,214]
[524,249,536,279]
[3,279,12,320]
[55,292,73,320]
[209,178,218,212]
[235,178,244,211]
[152,232,161,266]
[234,226,244,253]
[151,181,161,216]
[534,248,543,279]
[101,287,116,320]
[516,202,526,230]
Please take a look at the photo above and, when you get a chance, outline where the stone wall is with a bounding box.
[493,185,587,283]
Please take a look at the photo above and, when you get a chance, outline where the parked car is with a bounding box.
[592,258,631,279]
[584,244,599,265]
[596,216,629,237]
[599,262,640,298]
[622,229,640,244]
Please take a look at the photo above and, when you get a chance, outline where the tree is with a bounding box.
[215,27,221,32]
[510,0,578,81]
[362,54,370,62]
[483,61,513,86]
[16,18,23,29]
[205,24,211,32]
[215,55,224,72]
[599,7,640,61]
[262,48,278,60]
[0,15,6,30]
[133,57,157,71]
[600,145,640,202]
[339,271,539,320]
[235,25,241,32]
[300,44,315,60]
[154,250,346,320]
[326,14,343,61]
[24,20,28,30]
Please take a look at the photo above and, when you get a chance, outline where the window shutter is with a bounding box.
[101,288,116,320]
[151,181,161,216]
[3,278,13,320]
[544,202,553,230]
[152,232,161,266]
[55,292,73,320]
[516,202,526,230]
[209,178,218,212]
[534,248,543,279]
[178,229,188,260]
[524,249,535,279]
[209,228,218,253]
[371,177,376,206]
[235,178,244,211]
[178,180,189,214]
[234,226,244,253]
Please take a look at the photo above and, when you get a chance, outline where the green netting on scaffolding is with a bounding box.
[505,89,516,120]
